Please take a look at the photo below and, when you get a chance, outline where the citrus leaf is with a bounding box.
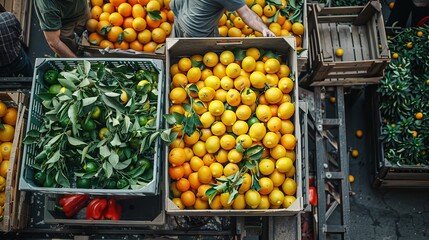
[111,133,122,147]
[47,134,63,146]
[188,84,199,93]
[81,144,90,163]
[228,188,238,204]
[99,145,110,158]
[101,25,112,36]
[82,97,98,106]
[233,49,246,61]
[172,112,185,124]
[147,10,162,20]
[67,136,86,146]
[83,60,91,75]
[109,152,119,167]
[206,187,218,204]
[55,169,70,188]
[163,114,177,125]
[46,150,61,164]
[114,158,132,170]
[101,94,126,113]
[102,161,113,178]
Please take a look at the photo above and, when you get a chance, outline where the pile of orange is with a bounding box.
[86,0,174,52]
[218,0,304,48]
[168,48,298,210]
[0,100,18,214]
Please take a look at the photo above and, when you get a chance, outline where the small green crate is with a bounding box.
[19,58,164,195]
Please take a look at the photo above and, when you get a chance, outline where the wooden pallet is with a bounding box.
[306,1,390,86]
[1,0,32,46]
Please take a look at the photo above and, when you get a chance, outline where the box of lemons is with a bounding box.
[163,38,305,216]
[20,58,166,196]
[0,91,28,232]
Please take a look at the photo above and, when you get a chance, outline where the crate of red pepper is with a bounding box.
[44,194,165,225]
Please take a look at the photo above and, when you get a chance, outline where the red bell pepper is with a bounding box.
[57,194,89,217]
[104,198,122,220]
[86,198,108,220]
[309,186,317,206]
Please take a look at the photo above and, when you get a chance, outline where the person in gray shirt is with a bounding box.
[171,0,275,37]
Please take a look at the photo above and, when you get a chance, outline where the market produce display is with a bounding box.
[218,0,305,48]
[165,48,298,210]
[379,25,429,165]
[23,60,171,191]
[86,0,174,52]
[0,101,18,220]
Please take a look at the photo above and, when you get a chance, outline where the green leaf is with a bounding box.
[67,136,86,146]
[161,128,172,142]
[99,145,110,158]
[110,133,122,147]
[233,49,246,61]
[172,112,185,124]
[101,94,126,113]
[83,60,91,75]
[191,58,202,68]
[47,134,63,146]
[103,161,113,178]
[81,144,90,163]
[147,10,162,20]
[109,152,119,167]
[188,84,199,94]
[105,92,121,97]
[206,187,218,204]
[82,97,98,106]
[45,150,61,164]
[58,73,78,90]
[149,132,160,146]
[113,158,132,170]
[251,172,261,191]
[101,25,112,36]
[55,170,70,188]
[68,103,79,135]
[228,188,239,204]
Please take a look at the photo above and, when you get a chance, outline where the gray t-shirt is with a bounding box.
[171,0,245,37]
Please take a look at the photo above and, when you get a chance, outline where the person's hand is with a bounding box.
[262,28,276,37]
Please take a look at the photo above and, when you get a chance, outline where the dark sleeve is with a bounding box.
[34,0,62,31]
[221,0,246,12]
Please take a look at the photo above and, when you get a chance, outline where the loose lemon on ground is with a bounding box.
[356,129,363,138]
[335,48,344,57]
[258,158,275,176]
[224,163,239,176]
[269,189,285,206]
[0,160,9,178]
[245,189,261,209]
[349,175,355,183]
[238,173,252,194]
[276,157,293,173]
[351,149,359,158]
[283,195,296,208]
[415,112,423,120]
[249,123,267,141]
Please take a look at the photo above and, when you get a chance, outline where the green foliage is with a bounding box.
[25,60,173,189]
[378,26,429,165]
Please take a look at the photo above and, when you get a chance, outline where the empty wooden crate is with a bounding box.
[307,1,390,86]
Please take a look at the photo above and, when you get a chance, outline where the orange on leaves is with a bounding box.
[0,142,12,160]
[3,108,17,126]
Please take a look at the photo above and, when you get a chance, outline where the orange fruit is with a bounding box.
[0,161,8,178]
[103,3,116,13]
[99,40,114,49]
[123,27,137,42]
[0,142,12,160]
[0,124,14,142]
[228,27,242,37]
[143,41,158,52]
[137,29,152,44]
[107,26,123,42]
[114,41,129,50]
[188,172,201,190]
[198,166,212,184]
[130,40,144,51]
[146,14,161,28]
[97,20,111,35]
[91,6,103,20]
[99,12,111,22]
[86,19,99,33]
[169,165,185,180]
[280,120,294,134]
[118,3,132,17]
[132,4,146,18]
[128,0,139,5]
[151,27,166,43]
[132,17,147,31]
[0,102,7,117]
[110,0,126,7]
[180,190,196,207]
[291,22,304,35]
[109,12,124,26]
[176,178,190,192]
[169,147,186,166]
[138,0,150,5]
[91,0,104,6]
[160,22,172,35]
[146,0,161,11]
[123,17,134,28]
[88,32,104,45]
[167,9,175,22]
[203,52,219,68]
[415,112,423,120]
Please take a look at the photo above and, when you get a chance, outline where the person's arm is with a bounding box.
[43,30,77,57]
[236,5,275,37]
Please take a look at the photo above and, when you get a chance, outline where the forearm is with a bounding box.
[44,31,77,58]
[237,5,275,37]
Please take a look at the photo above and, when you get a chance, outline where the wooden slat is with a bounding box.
[330,23,340,62]
[353,1,381,26]
[320,23,333,61]
[367,15,378,59]
[358,25,370,60]
[3,0,12,12]
[318,6,363,15]
[338,24,354,62]
[12,0,21,18]
[351,25,363,61]
[310,77,381,86]
[318,15,357,24]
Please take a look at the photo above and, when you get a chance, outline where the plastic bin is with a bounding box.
[19,58,164,195]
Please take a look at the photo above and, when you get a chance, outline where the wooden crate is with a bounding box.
[306,1,390,86]
[297,0,309,73]
[1,0,32,46]
[365,86,429,188]
[0,91,29,232]
[164,37,307,216]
